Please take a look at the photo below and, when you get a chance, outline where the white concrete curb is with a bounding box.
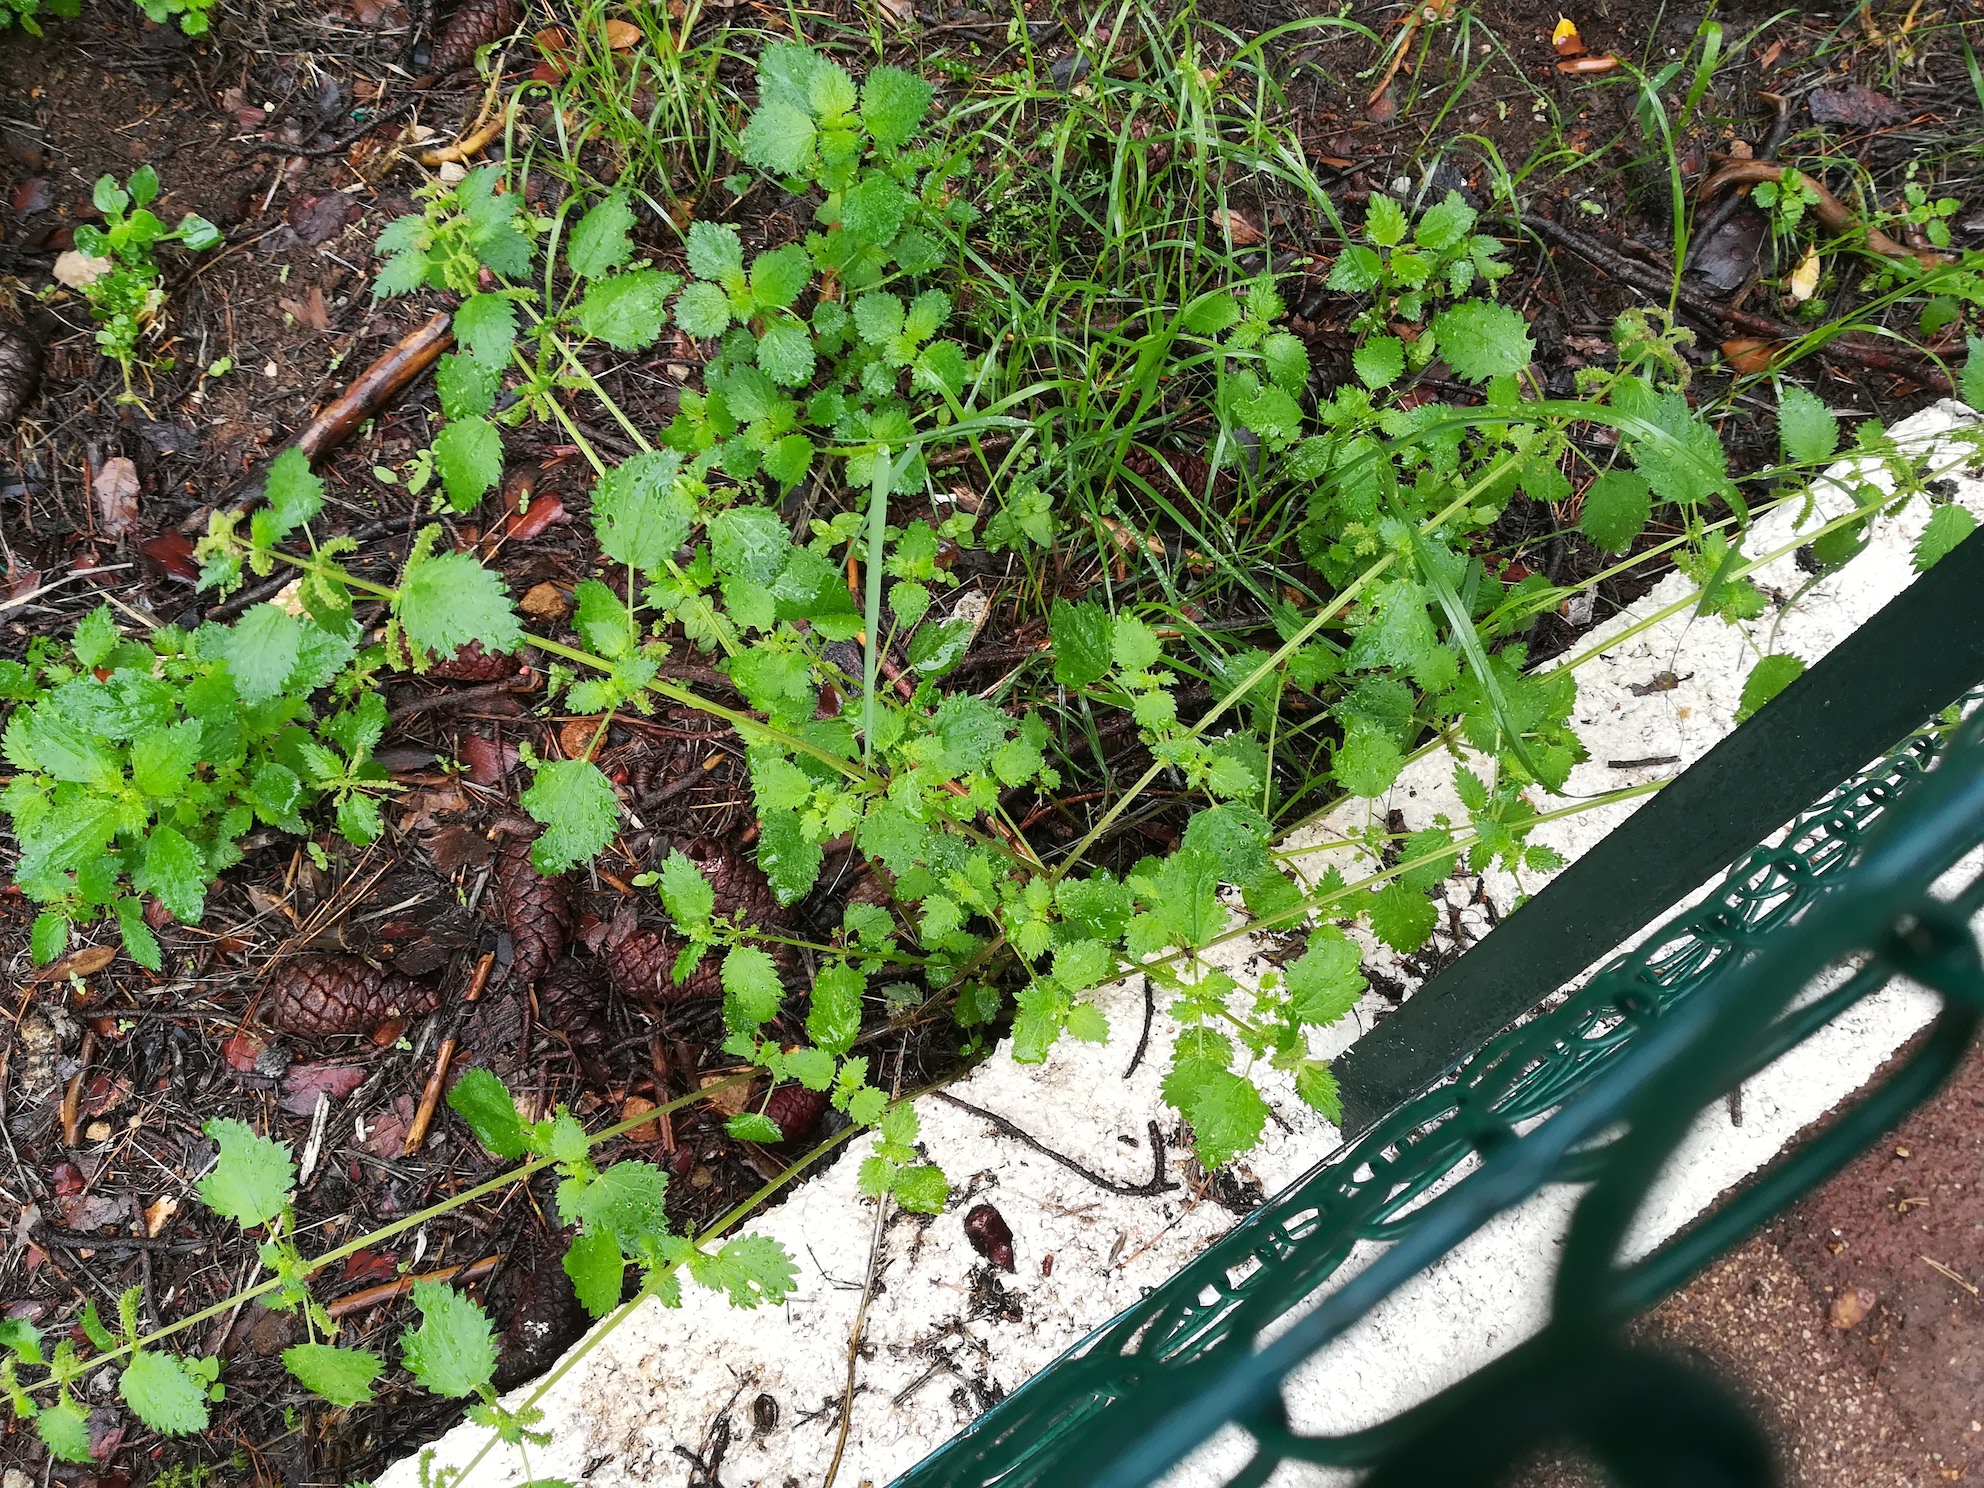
[382,401,1984,1488]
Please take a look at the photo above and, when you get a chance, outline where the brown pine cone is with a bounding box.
[429,641,523,681]
[266,954,439,1039]
[431,0,523,73]
[762,1084,827,1142]
[537,956,606,1039]
[0,326,43,429]
[496,833,571,988]
[605,924,723,1007]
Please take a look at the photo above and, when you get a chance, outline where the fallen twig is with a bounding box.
[933,1091,1176,1196]
[389,673,539,722]
[417,104,513,168]
[325,1253,501,1318]
[404,951,495,1158]
[295,311,455,464]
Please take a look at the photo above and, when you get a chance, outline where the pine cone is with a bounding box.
[266,954,439,1039]
[605,924,723,1007]
[537,956,607,1040]
[429,640,523,682]
[497,834,571,988]
[0,326,43,429]
[431,0,522,73]
[762,1084,827,1142]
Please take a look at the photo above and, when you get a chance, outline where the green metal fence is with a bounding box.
[895,532,1984,1488]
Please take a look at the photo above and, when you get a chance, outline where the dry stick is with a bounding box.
[296,311,455,464]
[1523,215,1956,394]
[388,673,539,723]
[59,1028,96,1150]
[324,1253,500,1318]
[404,951,496,1159]
[932,1091,1177,1196]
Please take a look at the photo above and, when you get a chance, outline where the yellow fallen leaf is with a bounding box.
[1552,16,1584,55]
[1788,245,1821,303]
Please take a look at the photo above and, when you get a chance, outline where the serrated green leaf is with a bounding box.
[1162,1060,1268,1169]
[1286,930,1365,1025]
[1047,600,1111,686]
[749,244,813,311]
[283,1343,383,1408]
[1328,245,1382,293]
[397,538,523,661]
[890,1163,949,1213]
[579,269,680,351]
[860,65,932,149]
[1333,723,1401,798]
[435,352,501,420]
[741,99,818,176]
[756,320,816,386]
[1262,331,1309,393]
[197,1117,294,1229]
[217,603,301,706]
[1961,335,1984,413]
[447,1067,529,1159]
[1294,1060,1342,1121]
[722,945,784,1033]
[433,416,503,511]
[453,294,516,368]
[1413,190,1477,252]
[263,445,324,538]
[691,1235,798,1308]
[1367,880,1437,952]
[1364,193,1408,247]
[686,220,745,285]
[1579,470,1652,552]
[1914,503,1977,572]
[563,1229,625,1319]
[592,450,692,571]
[567,191,637,279]
[727,1111,784,1142]
[709,507,791,586]
[808,962,865,1055]
[1777,385,1838,467]
[755,809,823,906]
[131,717,202,799]
[1735,653,1805,723]
[36,1397,94,1462]
[520,759,618,873]
[1353,335,1404,390]
[672,281,731,339]
[1432,300,1533,382]
[400,1281,497,1399]
[135,824,205,923]
[120,1350,210,1435]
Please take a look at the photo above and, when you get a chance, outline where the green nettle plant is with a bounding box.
[70,167,223,394]
[4,36,1976,1472]
[2,0,213,32]
[371,43,977,513]
[0,453,393,968]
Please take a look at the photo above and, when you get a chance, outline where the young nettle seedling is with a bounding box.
[0,453,402,968]
[68,167,221,397]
